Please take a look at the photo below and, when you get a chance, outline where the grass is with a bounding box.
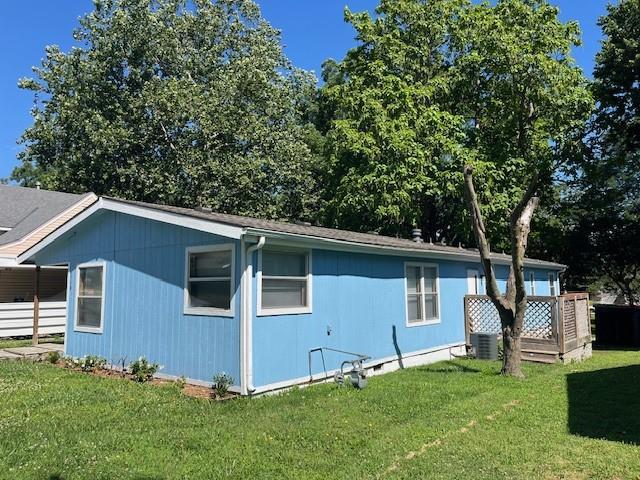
[0,335,64,349]
[0,351,639,479]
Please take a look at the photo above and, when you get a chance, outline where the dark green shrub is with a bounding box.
[129,357,159,383]
[212,372,234,398]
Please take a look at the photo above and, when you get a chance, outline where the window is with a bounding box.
[548,273,557,296]
[258,249,311,315]
[184,244,234,316]
[405,263,440,326]
[75,262,105,333]
[529,272,536,296]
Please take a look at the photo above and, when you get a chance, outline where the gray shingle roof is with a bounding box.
[0,185,89,246]
[105,197,565,269]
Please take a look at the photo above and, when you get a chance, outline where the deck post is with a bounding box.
[558,296,565,355]
[32,266,41,346]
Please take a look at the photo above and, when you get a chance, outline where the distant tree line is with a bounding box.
[10,0,640,303]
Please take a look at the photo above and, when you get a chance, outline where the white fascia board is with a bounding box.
[243,228,566,270]
[18,198,244,264]
[17,200,103,264]
[0,257,18,267]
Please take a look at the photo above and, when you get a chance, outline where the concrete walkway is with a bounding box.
[0,343,63,360]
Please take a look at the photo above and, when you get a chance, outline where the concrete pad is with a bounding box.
[0,350,20,359]
[37,343,64,352]
[4,346,51,356]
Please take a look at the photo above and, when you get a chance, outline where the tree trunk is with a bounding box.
[501,320,522,377]
[463,165,538,378]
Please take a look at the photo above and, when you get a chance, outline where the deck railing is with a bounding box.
[0,301,66,338]
[464,292,590,358]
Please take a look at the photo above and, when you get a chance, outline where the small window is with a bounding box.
[184,245,234,316]
[258,249,311,315]
[548,273,557,296]
[75,263,105,333]
[405,263,440,326]
[529,272,536,296]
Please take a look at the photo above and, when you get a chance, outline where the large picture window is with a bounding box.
[184,245,234,316]
[258,249,311,315]
[75,262,105,333]
[405,263,440,326]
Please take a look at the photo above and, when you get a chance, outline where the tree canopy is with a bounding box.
[319,0,591,250]
[13,0,321,221]
[561,0,640,303]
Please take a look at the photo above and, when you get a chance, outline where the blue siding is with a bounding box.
[251,249,561,388]
[31,208,562,391]
[33,211,241,384]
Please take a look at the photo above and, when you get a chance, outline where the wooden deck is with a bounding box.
[464,292,592,363]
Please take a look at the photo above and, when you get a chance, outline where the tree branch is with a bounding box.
[463,165,512,314]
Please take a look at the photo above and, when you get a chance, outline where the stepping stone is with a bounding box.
[0,350,21,360]
[37,343,64,352]
[4,346,51,356]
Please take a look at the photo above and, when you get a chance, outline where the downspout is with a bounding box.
[242,235,265,395]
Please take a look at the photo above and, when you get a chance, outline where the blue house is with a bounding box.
[18,197,564,395]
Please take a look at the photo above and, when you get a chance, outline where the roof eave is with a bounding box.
[243,228,566,270]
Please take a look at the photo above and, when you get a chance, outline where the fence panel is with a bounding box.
[0,301,66,337]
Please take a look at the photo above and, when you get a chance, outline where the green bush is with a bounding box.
[212,372,234,398]
[129,357,159,383]
[45,351,61,364]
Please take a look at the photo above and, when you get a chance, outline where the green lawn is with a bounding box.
[0,336,64,349]
[0,351,639,479]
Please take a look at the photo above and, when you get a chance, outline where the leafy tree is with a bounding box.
[563,0,640,304]
[13,0,321,221]
[319,0,470,240]
[460,0,592,376]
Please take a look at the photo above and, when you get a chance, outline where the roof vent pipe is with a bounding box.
[411,228,423,243]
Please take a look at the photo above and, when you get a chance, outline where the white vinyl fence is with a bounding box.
[0,301,66,338]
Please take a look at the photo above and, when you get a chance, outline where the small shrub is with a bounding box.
[212,372,234,398]
[62,355,107,372]
[46,351,61,364]
[176,376,187,389]
[79,355,107,372]
[129,357,159,383]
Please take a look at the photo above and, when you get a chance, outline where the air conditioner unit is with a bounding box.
[470,333,499,360]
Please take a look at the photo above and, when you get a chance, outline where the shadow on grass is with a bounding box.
[567,364,640,445]
[417,360,482,374]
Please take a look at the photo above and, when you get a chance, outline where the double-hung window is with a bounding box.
[529,272,536,296]
[258,249,311,315]
[184,245,234,316]
[548,272,557,296]
[75,262,105,333]
[405,263,440,326]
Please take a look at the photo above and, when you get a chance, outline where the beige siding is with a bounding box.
[0,194,96,256]
[0,268,67,303]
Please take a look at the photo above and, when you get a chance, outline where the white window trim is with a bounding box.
[404,262,441,327]
[184,243,235,317]
[529,271,536,296]
[548,272,557,296]
[74,260,106,334]
[256,248,312,316]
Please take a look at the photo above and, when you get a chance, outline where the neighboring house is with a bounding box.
[18,197,564,394]
[0,185,96,337]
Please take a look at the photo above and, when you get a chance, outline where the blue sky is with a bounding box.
[0,0,610,180]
